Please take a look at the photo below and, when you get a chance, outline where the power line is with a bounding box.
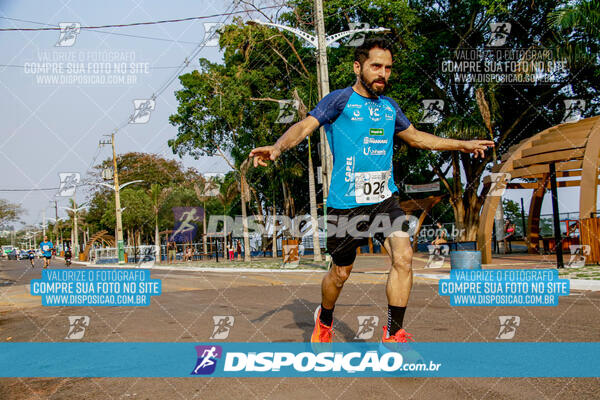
[0,184,92,192]
[0,7,281,31]
[0,63,201,70]
[0,16,203,45]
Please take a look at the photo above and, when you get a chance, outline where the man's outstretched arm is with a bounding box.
[249,116,320,167]
[397,124,494,159]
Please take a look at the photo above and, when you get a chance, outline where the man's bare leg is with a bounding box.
[321,263,353,310]
[383,233,413,337]
[384,234,413,306]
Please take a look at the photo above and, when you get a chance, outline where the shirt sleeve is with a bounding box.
[307,88,351,127]
[384,97,411,133]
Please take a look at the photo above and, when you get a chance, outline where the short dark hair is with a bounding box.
[354,37,394,65]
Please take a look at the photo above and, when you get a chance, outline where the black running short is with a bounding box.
[326,193,408,267]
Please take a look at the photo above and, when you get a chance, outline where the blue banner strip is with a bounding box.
[1,342,599,377]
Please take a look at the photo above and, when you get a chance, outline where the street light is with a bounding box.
[90,179,143,264]
[60,203,87,257]
[43,217,63,252]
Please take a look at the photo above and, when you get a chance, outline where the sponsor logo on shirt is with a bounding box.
[369,128,384,136]
[345,156,354,182]
[367,105,381,122]
[351,109,363,121]
[363,137,388,144]
[363,147,386,156]
[347,103,362,109]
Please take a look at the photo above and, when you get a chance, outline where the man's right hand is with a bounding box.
[249,145,282,168]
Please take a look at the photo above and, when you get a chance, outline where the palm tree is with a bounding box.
[149,184,173,263]
[548,0,600,66]
[549,0,600,37]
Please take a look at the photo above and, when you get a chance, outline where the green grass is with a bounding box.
[155,257,329,271]
[558,265,600,280]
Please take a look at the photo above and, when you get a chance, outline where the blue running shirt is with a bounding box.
[40,241,53,257]
[308,87,411,209]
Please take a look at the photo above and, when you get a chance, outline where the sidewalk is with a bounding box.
[69,253,600,291]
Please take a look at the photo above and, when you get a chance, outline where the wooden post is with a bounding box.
[549,163,564,268]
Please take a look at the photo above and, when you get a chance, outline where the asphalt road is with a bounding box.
[1,258,599,399]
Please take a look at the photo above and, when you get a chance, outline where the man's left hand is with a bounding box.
[460,140,495,158]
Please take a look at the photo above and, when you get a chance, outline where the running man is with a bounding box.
[39,235,54,269]
[28,249,36,268]
[249,37,494,346]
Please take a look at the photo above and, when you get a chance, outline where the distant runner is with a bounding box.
[39,235,53,269]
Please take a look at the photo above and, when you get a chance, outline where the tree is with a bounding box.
[169,0,599,248]
[0,199,24,226]
[503,198,523,236]
[86,152,203,240]
[168,19,315,234]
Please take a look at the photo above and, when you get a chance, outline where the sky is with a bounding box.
[0,0,250,228]
[0,0,595,230]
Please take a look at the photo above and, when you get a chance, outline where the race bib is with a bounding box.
[43,245,49,251]
[354,170,392,204]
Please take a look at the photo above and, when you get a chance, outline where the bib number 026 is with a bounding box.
[355,171,392,204]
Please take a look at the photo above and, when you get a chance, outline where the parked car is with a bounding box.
[19,250,30,260]
[2,245,14,258]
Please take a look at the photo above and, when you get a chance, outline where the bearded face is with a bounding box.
[354,47,392,97]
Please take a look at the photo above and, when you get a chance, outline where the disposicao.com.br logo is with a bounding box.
[190,344,442,377]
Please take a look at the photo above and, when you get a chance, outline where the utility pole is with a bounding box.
[112,133,125,264]
[314,0,333,199]
[100,133,125,264]
[54,200,59,247]
[42,210,46,237]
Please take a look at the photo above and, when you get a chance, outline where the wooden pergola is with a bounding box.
[81,230,115,261]
[477,116,600,264]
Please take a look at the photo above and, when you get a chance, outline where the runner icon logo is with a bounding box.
[487,22,511,47]
[347,22,369,47]
[354,316,379,340]
[567,245,590,268]
[58,172,80,197]
[276,100,299,124]
[496,316,520,339]
[56,23,80,47]
[210,316,235,340]
[561,99,586,123]
[203,22,224,47]
[191,345,222,375]
[420,100,444,124]
[129,99,156,124]
[426,245,449,269]
[488,173,511,197]
[65,316,90,340]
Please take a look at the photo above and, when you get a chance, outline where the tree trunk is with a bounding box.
[154,212,160,263]
[272,204,277,258]
[240,171,251,262]
[223,210,227,259]
[307,137,321,261]
[203,201,208,255]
